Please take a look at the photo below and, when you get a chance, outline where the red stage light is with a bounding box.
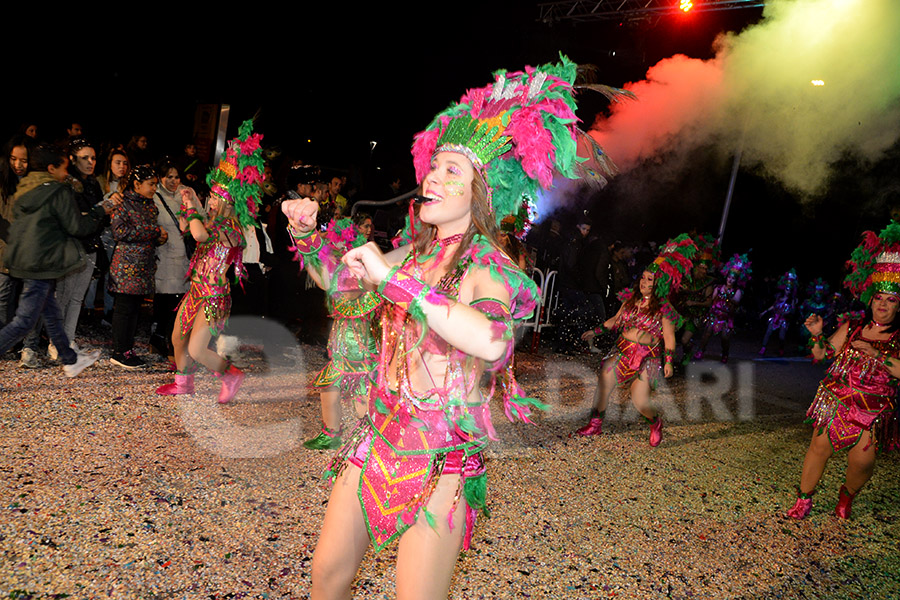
[680,0,694,12]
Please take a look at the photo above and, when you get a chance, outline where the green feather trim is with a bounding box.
[464,473,489,517]
[374,395,390,415]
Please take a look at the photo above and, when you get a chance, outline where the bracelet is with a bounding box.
[183,206,202,222]
[289,227,323,255]
[664,348,675,365]
[593,324,607,335]
[378,265,429,314]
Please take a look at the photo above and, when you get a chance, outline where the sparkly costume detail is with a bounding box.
[176,218,245,337]
[323,239,540,553]
[805,321,900,452]
[703,286,739,336]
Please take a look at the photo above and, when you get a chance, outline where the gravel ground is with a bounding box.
[1,329,899,599]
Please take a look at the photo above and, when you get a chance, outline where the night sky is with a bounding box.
[6,3,898,285]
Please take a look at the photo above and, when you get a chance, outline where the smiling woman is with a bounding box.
[281,55,602,599]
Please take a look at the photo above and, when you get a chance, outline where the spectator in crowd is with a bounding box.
[42,138,105,359]
[108,165,167,369]
[0,143,112,377]
[127,134,151,166]
[0,135,33,330]
[150,162,192,361]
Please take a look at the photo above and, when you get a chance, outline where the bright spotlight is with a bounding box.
[679,0,693,12]
[811,80,825,86]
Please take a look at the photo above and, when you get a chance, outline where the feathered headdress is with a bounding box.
[207,120,265,230]
[411,54,622,231]
[694,233,721,270]
[778,269,798,290]
[723,253,752,288]
[805,276,831,297]
[844,221,900,304]
[648,234,698,299]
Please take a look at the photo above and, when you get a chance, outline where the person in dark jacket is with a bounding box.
[0,144,115,376]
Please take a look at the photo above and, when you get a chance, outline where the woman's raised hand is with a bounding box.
[342,242,391,286]
[282,198,318,235]
[804,314,824,335]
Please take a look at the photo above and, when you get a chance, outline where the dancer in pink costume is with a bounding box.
[156,121,265,403]
[577,236,697,446]
[786,222,900,520]
[284,56,621,599]
[693,252,752,364]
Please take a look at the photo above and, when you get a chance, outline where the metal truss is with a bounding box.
[537,1,766,24]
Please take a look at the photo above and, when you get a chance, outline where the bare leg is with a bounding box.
[798,429,834,494]
[310,464,371,600]
[171,301,196,372]
[844,430,876,495]
[187,309,227,373]
[629,376,657,420]
[321,387,342,431]
[591,357,619,414]
[681,329,694,346]
[352,392,368,419]
[395,473,467,600]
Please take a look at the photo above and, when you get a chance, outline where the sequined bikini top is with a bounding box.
[617,303,664,339]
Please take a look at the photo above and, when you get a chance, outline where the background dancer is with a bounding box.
[577,235,697,446]
[676,233,718,364]
[156,121,264,403]
[786,223,900,520]
[759,269,798,357]
[694,252,752,363]
[291,216,379,450]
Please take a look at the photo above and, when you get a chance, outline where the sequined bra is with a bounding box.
[617,303,664,339]
[828,321,900,387]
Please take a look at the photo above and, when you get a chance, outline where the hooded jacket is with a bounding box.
[1,172,105,279]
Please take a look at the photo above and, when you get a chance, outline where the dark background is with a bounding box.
[4,3,898,285]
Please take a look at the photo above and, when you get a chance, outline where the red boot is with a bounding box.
[786,490,814,519]
[576,417,603,436]
[834,485,857,519]
[156,373,195,396]
[216,364,244,404]
[649,417,663,447]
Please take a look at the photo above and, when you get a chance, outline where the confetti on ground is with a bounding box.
[1,333,898,599]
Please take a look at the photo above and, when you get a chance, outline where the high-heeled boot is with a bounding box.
[156,373,195,396]
[786,490,814,519]
[834,485,858,519]
[216,364,244,404]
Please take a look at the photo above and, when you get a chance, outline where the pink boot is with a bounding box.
[834,485,857,519]
[576,417,603,436]
[216,364,244,404]
[156,373,195,396]
[786,492,813,519]
[649,417,663,447]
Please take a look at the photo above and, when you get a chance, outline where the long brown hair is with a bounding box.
[622,269,662,317]
[412,169,505,268]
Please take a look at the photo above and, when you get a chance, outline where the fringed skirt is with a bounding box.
[313,316,378,398]
[176,282,231,337]
[805,377,900,452]
[605,336,662,390]
[324,415,487,553]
